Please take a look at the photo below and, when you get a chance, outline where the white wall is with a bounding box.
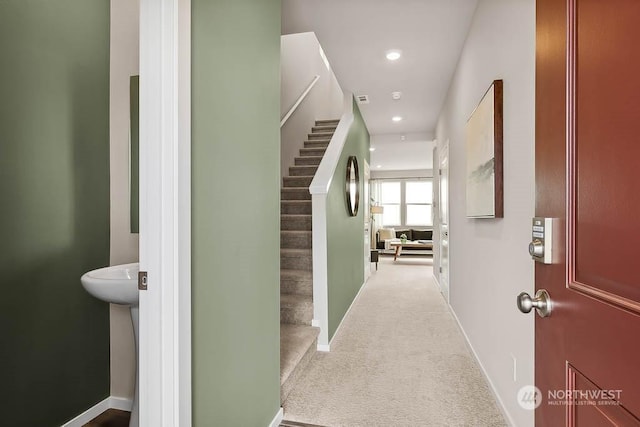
[434,1,535,425]
[109,0,140,401]
[370,169,433,180]
[280,32,343,178]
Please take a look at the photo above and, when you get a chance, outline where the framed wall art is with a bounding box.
[466,79,503,218]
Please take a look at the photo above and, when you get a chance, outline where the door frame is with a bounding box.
[437,140,450,302]
[363,160,371,281]
[139,0,191,425]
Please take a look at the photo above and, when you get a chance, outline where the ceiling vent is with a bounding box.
[356,94,370,104]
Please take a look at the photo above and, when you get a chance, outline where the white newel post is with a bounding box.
[309,93,354,351]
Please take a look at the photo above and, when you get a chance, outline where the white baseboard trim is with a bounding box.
[60,396,134,427]
[433,273,441,292]
[60,397,110,427]
[109,396,134,411]
[268,407,284,427]
[448,307,516,427]
[317,343,331,352]
[314,280,367,352]
[312,319,331,351]
[328,281,367,348]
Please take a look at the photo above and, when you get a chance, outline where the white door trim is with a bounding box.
[139,0,191,425]
[437,141,450,303]
[363,160,371,282]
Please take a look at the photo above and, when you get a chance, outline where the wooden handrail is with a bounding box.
[280,75,320,128]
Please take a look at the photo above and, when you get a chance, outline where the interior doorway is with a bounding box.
[437,141,450,301]
[363,160,371,280]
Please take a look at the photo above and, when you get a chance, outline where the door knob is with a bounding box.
[517,289,552,317]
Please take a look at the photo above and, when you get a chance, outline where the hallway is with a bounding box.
[282,256,506,426]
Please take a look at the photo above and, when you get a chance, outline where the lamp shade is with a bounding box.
[371,206,384,214]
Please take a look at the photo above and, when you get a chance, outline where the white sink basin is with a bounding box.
[81,262,141,427]
[81,263,139,305]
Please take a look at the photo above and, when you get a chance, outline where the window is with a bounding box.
[380,181,401,226]
[406,181,432,226]
[377,179,433,227]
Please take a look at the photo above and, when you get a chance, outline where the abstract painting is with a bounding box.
[466,80,503,218]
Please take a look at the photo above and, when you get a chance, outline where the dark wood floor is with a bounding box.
[83,409,130,427]
[280,421,327,427]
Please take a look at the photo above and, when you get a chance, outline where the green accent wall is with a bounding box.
[192,0,281,425]
[327,100,371,339]
[0,1,111,425]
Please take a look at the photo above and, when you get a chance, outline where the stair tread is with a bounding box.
[281,213,312,231]
[283,176,313,188]
[281,269,313,279]
[280,269,313,296]
[280,324,320,386]
[281,248,312,255]
[281,293,312,304]
[281,200,312,211]
[300,148,326,153]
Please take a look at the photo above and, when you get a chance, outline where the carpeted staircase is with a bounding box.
[280,119,339,403]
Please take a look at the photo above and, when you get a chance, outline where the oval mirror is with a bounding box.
[346,156,360,216]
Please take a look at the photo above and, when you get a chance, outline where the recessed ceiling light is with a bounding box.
[391,91,402,100]
[392,116,403,122]
[386,50,401,61]
[376,165,382,168]
[369,147,376,152]
[401,135,406,141]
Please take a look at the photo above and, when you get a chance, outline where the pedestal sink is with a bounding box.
[81,263,140,427]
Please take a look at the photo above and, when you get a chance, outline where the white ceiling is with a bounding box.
[370,133,434,171]
[282,0,477,171]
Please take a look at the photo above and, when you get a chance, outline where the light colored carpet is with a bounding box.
[282,256,507,427]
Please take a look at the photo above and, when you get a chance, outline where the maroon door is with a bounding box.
[536,0,640,425]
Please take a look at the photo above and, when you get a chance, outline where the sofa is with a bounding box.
[376,228,433,254]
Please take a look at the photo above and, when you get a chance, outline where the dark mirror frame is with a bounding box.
[130,75,139,233]
[345,155,360,216]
